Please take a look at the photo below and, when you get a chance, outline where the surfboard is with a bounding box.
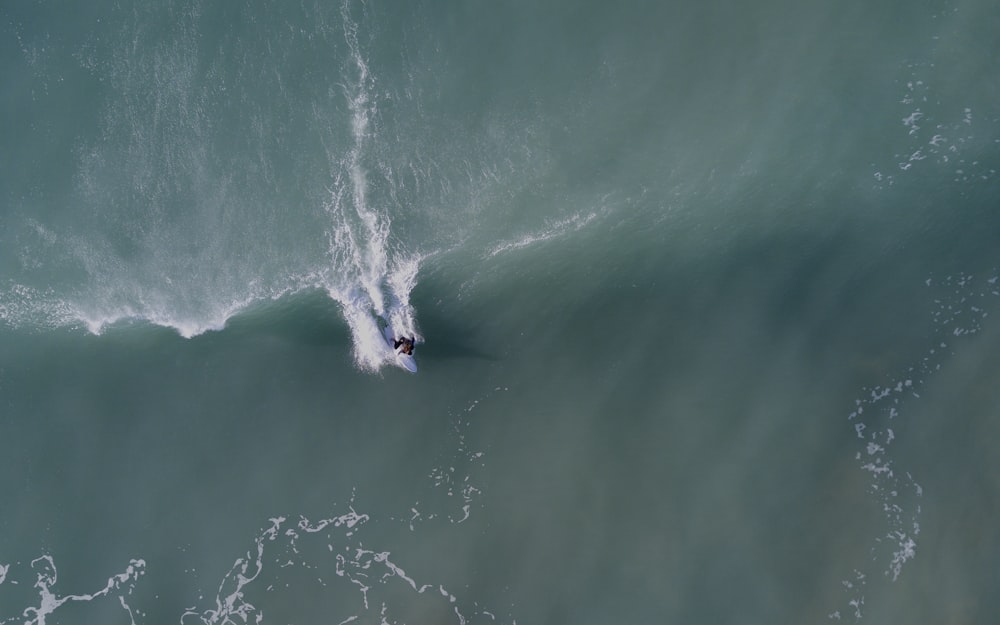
[381,323,418,373]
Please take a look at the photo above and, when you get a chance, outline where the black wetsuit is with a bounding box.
[394,338,414,355]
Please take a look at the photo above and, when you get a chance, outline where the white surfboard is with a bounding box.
[381,324,417,373]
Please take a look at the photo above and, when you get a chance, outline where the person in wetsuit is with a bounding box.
[393,336,415,355]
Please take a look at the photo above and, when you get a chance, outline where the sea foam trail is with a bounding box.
[320,0,423,372]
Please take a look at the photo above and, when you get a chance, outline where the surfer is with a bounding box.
[393,336,415,355]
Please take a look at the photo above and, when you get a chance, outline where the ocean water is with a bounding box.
[1,0,999,623]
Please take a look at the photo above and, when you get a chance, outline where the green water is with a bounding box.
[2,0,999,623]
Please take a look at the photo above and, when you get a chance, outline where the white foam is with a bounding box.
[887,534,917,581]
[902,109,923,134]
[181,493,507,625]
[299,508,369,534]
[0,555,146,625]
[487,211,599,258]
[307,5,429,373]
[849,596,864,619]
[0,283,81,330]
[833,273,1000,618]
[385,254,424,343]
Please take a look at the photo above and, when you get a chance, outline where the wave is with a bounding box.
[0,0,422,374]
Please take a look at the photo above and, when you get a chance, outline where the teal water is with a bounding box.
[2,0,999,623]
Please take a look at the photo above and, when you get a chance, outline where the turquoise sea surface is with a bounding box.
[2,0,999,623]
